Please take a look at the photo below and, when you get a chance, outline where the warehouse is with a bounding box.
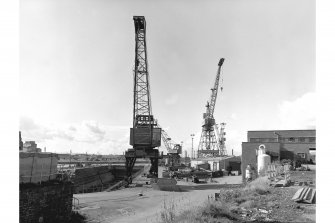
[241,129,316,180]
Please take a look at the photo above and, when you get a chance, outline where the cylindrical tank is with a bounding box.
[257,145,271,176]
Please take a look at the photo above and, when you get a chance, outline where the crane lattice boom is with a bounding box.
[125,16,162,181]
[198,58,225,158]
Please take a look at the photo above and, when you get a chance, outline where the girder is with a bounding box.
[125,16,161,180]
[198,58,225,158]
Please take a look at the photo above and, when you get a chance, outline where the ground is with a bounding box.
[74,166,315,223]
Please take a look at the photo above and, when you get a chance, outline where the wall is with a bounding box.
[74,165,115,193]
[73,165,143,193]
[281,143,315,161]
[20,152,58,183]
[241,142,280,181]
[219,156,241,171]
[20,182,73,223]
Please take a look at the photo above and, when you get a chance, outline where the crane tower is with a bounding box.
[215,122,227,156]
[198,58,225,158]
[125,16,161,181]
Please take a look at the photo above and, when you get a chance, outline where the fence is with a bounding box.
[266,163,291,182]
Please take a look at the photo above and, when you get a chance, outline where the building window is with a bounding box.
[250,138,260,142]
[297,153,306,159]
[289,137,295,142]
[309,137,316,143]
[299,137,305,142]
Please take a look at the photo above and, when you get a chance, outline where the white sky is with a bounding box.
[19,0,315,155]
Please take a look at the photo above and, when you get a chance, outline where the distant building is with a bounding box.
[241,129,316,180]
[190,156,241,173]
[23,141,41,153]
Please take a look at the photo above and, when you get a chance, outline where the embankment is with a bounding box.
[73,165,143,193]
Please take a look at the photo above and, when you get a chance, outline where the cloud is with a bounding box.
[164,94,179,105]
[68,126,76,131]
[278,92,316,129]
[19,117,130,154]
[75,120,106,143]
[83,120,105,135]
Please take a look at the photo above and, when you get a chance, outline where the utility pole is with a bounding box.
[191,134,195,159]
[70,150,72,169]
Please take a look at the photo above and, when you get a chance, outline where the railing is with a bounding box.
[72,197,80,211]
[267,164,291,183]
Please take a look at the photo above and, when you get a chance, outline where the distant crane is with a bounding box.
[198,58,225,157]
[214,122,227,156]
[125,16,162,182]
[159,127,182,167]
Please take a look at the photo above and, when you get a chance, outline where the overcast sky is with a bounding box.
[20,0,315,155]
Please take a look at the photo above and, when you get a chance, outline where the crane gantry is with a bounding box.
[197,58,227,157]
[125,16,162,182]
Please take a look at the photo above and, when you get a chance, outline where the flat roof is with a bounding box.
[248,129,315,132]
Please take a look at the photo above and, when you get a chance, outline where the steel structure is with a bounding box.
[215,122,227,156]
[160,127,182,167]
[125,16,161,182]
[198,58,225,157]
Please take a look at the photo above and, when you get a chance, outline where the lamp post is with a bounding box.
[191,134,195,159]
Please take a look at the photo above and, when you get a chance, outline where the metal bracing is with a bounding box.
[133,17,152,127]
[206,58,224,119]
[149,157,158,176]
[125,157,137,178]
[198,126,219,158]
[218,123,227,156]
[125,16,161,182]
[197,58,225,158]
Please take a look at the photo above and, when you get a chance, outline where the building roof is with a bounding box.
[248,129,315,138]
[248,129,315,132]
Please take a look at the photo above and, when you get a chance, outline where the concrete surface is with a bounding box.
[74,175,242,223]
[302,164,316,171]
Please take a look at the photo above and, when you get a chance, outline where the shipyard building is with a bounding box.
[241,129,316,180]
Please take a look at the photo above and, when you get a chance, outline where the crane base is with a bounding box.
[125,148,161,183]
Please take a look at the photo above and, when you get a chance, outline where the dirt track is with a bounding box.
[74,176,242,223]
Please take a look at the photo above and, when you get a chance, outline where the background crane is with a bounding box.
[214,122,227,156]
[159,127,182,167]
[125,16,162,181]
[197,58,225,158]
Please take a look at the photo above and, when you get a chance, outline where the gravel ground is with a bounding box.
[74,175,243,223]
[74,169,315,223]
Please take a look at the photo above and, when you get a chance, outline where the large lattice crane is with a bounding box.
[198,58,225,157]
[125,16,162,181]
